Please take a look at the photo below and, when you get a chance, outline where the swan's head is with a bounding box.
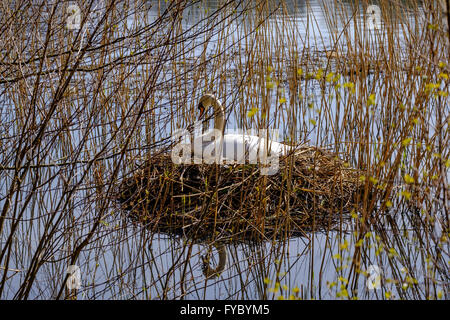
[198,93,219,120]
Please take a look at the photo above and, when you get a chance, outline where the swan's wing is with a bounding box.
[221,134,248,163]
[263,140,292,156]
[223,134,292,162]
[241,135,292,156]
[192,134,292,164]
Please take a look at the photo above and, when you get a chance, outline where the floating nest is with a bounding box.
[116,146,366,243]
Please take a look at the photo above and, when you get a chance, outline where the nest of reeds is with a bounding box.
[116,146,366,242]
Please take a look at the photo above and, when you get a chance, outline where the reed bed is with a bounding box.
[0,0,448,300]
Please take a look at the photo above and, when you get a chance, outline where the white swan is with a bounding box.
[195,93,292,165]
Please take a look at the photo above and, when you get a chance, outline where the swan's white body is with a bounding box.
[193,132,291,164]
[191,93,292,164]
[172,94,292,175]
[221,133,292,159]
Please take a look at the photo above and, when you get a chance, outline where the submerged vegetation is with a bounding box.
[0,0,448,300]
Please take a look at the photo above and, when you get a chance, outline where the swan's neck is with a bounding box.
[212,99,225,136]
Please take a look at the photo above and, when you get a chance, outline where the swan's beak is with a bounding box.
[198,102,205,120]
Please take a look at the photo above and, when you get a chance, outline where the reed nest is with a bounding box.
[116,146,366,242]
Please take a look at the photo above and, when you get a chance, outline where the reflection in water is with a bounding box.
[143,231,338,299]
[201,242,227,280]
